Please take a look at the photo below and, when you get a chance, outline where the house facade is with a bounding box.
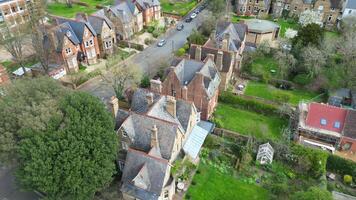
[134,0,161,25]
[236,0,272,16]
[314,0,343,26]
[0,0,29,27]
[342,0,356,18]
[150,58,220,120]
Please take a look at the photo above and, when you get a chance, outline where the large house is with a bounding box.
[296,102,356,153]
[134,0,161,25]
[0,0,29,27]
[150,57,220,120]
[189,21,248,91]
[236,0,272,16]
[112,89,212,200]
[342,0,356,18]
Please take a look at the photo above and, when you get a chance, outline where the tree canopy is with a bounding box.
[292,23,324,47]
[291,187,332,200]
[16,92,118,199]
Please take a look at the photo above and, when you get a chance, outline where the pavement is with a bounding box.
[78,9,207,101]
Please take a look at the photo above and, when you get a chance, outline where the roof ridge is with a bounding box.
[128,148,169,164]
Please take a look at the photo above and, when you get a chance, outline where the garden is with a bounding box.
[160,0,198,16]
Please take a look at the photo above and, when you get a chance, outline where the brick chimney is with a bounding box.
[182,86,188,100]
[210,29,216,43]
[150,79,162,94]
[195,45,202,61]
[108,96,119,118]
[206,53,215,62]
[216,51,224,71]
[166,96,176,118]
[151,124,159,148]
[222,33,230,51]
[146,92,154,105]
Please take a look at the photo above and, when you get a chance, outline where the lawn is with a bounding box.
[245,81,320,105]
[231,13,254,23]
[250,56,279,78]
[160,0,197,16]
[276,19,299,38]
[186,163,270,200]
[214,103,287,140]
[1,58,38,73]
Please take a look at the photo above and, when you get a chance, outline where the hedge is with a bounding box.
[118,41,144,51]
[326,154,356,177]
[219,92,281,116]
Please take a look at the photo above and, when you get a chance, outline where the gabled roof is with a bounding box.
[343,110,356,139]
[306,103,347,133]
[121,148,169,200]
[109,0,137,23]
[87,15,113,34]
[212,21,248,51]
[329,0,342,9]
[51,22,81,52]
[345,0,356,9]
[131,88,161,113]
[56,18,97,43]
[135,0,160,9]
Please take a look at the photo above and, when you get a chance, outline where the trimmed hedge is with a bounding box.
[118,41,144,51]
[326,154,356,177]
[219,92,280,116]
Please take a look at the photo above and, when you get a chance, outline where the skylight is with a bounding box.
[320,118,327,126]
[334,121,341,129]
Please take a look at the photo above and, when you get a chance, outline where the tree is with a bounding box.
[103,62,142,100]
[199,13,217,37]
[292,23,324,47]
[298,10,323,27]
[274,51,296,79]
[301,45,326,77]
[344,175,353,185]
[16,92,118,200]
[208,0,226,17]
[291,187,332,200]
[187,30,206,45]
[0,77,69,164]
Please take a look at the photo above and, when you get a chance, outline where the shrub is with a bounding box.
[144,38,154,45]
[344,175,352,185]
[183,43,190,51]
[176,48,186,56]
[147,26,154,33]
[152,30,160,38]
[293,74,313,86]
[326,154,356,177]
[140,75,150,88]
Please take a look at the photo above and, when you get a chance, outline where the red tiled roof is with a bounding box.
[306,103,347,133]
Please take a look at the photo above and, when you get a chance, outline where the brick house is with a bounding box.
[134,0,161,25]
[236,0,272,16]
[0,0,29,28]
[296,102,356,153]
[56,18,100,65]
[111,89,213,200]
[283,0,313,17]
[76,13,117,57]
[97,0,143,40]
[0,64,10,85]
[314,0,343,26]
[189,21,248,91]
[342,0,356,18]
[150,58,221,120]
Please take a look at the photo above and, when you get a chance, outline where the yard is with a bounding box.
[214,103,287,140]
[46,0,113,18]
[250,56,279,78]
[231,13,254,23]
[160,0,197,16]
[275,19,299,38]
[186,163,270,200]
[244,81,321,105]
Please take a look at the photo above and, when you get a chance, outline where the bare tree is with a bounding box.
[301,45,326,78]
[274,51,296,80]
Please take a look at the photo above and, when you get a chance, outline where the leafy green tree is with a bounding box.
[207,0,226,17]
[292,23,324,47]
[291,187,332,200]
[0,77,69,163]
[16,92,118,200]
[301,45,326,78]
[187,30,207,45]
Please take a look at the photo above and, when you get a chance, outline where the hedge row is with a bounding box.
[219,92,281,116]
[326,154,356,177]
[118,41,144,51]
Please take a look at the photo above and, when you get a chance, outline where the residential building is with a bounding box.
[76,13,117,57]
[189,21,248,91]
[113,89,213,200]
[0,64,10,85]
[284,0,313,17]
[0,0,29,27]
[97,0,143,40]
[134,0,161,25]
[256,143,274,165]
[296,102,356,153]
[342,0,356,18]
[150,57,220,120]
[314,0,343,26]
[56,17,101,65]
[236,0,272,16]
[244,19,280,45]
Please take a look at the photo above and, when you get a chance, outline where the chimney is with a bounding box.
[206,53,215,62]
[166,96,176,118]
[150,79,162,94]
[210,29,216,42]
[75,13,88,21]
[182,86,188,100]
[151,125,159,148]
[216,51,224,71]
[222,33,230,51]
[108,96,119,118]
[195,45,202,61]
[146,92,154,105]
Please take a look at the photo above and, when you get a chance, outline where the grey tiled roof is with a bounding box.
[121,148,169,199]
[109,0,137,23]
[52,22,80,52]
[56,18,97,43]
[115,109,130,129]
[120,113,178,160]
[174,59,205,85]
[135,0,160,9]
[345,0,356,9]
[131,88,160,113]
[215,22,248,51]
[343,110,356,139]
[87,15,113,34]
[245,19,279,33]
[330,0,342,9]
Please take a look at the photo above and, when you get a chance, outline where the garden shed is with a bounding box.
[256,142,274,165]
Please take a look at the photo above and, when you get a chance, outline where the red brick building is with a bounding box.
[150,58,220,120]
[0,64,10,85]
[134,0,161,25]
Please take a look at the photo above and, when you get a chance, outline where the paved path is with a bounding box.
[79,10,207,100]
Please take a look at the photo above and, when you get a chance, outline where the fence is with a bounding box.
[213,128,250,141]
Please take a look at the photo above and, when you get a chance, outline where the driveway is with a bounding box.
[79,9,207,100]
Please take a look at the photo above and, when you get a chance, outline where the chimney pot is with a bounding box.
[109,96,119,118]
[146,92,154,105]
[182,86,188,100]
[195,45,202,61]
[151,124,159,148]
[150,79,162,94]
[206,53,215,62]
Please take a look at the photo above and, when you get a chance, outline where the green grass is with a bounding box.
[160,0,197,16]
[325,31,340,40]
[1,58,38,73]
[245,81,320,105]
[276,19,299,38]
[214,103,287,140]
[250,56,279,78]
[186,163,270,200]
[231,13,254,23]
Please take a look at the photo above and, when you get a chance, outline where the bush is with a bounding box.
[140,75,150,88]
[176,48,186,56]
[152,30,160,38]
[326,154,356,177]
[293,74,313,86]
[147,26,154,33]
[118,41,144,51]
[183,43,190,51]
[144,38,154,45]
[344,175,352,185]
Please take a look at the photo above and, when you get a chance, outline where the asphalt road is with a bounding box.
[79,9,207,101]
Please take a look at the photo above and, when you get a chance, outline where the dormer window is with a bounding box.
[334,121,341,129]
[320,118,327,126]
[122,130,128,137]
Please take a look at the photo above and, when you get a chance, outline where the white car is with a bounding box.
[190,13,197,19]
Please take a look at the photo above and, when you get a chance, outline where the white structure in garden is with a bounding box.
[299,10,323,27]
[256,143,274,165]
[285,28,298,39]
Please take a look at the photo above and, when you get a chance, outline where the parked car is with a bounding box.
[185,17,192,23]
[176,24,184,31]
[190,13,197,19]
[157,39,167,47]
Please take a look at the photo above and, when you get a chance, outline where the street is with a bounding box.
[78,10,207,101]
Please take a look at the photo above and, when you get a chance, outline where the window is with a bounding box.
[122,142,128,150]
[163,190,169,200]
[334,121,341,129]
[85,41,89,47]
[122,130,128,137]
[11,7,16,12]
[318,5,324,11]
[65,48,71,55]
[320,118,327,126]
[294,6,297,11]
[105,41,112,48]
[89,39,93,45]
[328,14,332,21]
[349,10,352,14]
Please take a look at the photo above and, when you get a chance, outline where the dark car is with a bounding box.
[157,39,167,47]
[176,24,184,31]
[185,17,192,23]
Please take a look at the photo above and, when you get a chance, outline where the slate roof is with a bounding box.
[189,45,234,73]
[51,22,80,52]
[172,58,220,99]
[343,110,356,139]
[87,15,113,34]
[135,0,160,9]
[120,112,178,160]
[56,18,97,43]
[352,90,356,109]
[345,0,356,9]
[306,103,347,133]
[245,19,280,33]
[330,0,343,9]
[109,0,137,23]
[303,0,313,4]
[121,148,169,200]
[212,21,248,51]
[131,88,161,113]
